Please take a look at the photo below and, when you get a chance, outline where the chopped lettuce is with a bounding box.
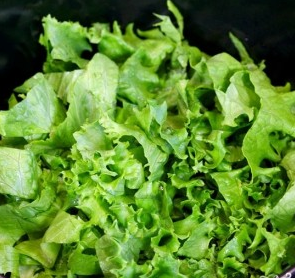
[1,1,295,277]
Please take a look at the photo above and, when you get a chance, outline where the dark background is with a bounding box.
[1,0,295,109]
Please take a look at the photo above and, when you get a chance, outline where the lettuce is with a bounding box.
[1,1,295,277]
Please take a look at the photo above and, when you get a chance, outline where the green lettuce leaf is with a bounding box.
[0,74,65,137]
[0,147,39,199]
[1,1,295,277]
[242,72,295,178]
[49,53,119,147]
[269,184,295,233]
[40,15,92,71]
[0,245,19,276]
[43,211,84,243]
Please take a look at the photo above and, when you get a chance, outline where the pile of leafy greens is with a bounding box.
[1,1,295,277]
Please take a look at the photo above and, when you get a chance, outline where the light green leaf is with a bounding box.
[1,2,294,277]
[143,254,187,278]
[229,32,254,65]
[260,228,287,275]
[151,228,180,254]
[218,224,251,262]
[99,28,135,62]
[211,169,245,209]
[43,211,84,243]
[40,15,92,71]
[74,121,112,160]
[154,0,183,43]
[206,53,242,91]
[178,221,215,260]
[270,184,295,233]
[242,88,295,177]
[15,239,60,268]
[0,74,65,137]
[45,70,83,104]
[281,150,295,181]
[0,245,19,275]
[216,71,259,126]
[95,234,125,277]
[50,53,119,147]
[68,243,101,275]
[0,147,39,199]
[100,114,168,181]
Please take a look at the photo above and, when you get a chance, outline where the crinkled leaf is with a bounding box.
[242,81,295,177]
[50,53,118,147]
[40,15,92,71]
[1,2,295,278]
[178,221,215,260]
[216,71,259,126]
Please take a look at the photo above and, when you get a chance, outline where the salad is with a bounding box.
[0,1,295,277]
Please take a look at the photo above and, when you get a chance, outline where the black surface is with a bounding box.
[1,0,295,110]
[278,264,295,277]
